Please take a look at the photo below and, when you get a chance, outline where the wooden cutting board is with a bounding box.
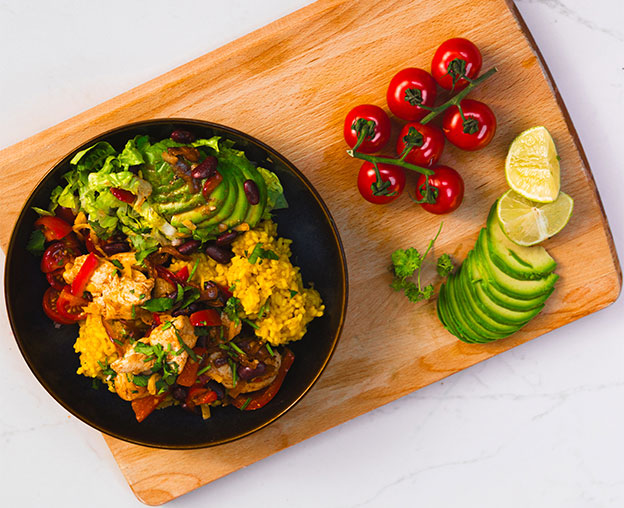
[0,0,621,504]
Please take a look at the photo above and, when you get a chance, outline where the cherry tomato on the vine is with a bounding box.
[343,104,391,154]
[386,68,437,121]
[415,165,464,215]
[442,99,496,151]
[431,38,482,91]
[357,162,406,205]
[396,122,445,168]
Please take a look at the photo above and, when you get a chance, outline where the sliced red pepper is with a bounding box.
[155,264,187,287]
[70,252,98,297]
[190,309,222,327]
[232,348,295,411]
[215,282,233,300]
[35,216,72,241]
[152,313,161,326]
[174,266,189,282]
[176,347,207,387]
[186,387,218,408]
[110,188,137,204]
[131,393,167,423]
[46,269,66,290]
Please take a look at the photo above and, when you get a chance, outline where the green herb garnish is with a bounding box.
[289,290,298,297]
[141,297,174,313]
[188,258,200,282]
[248,243,279,264]
[26,229,46,256]
[110,259,124,270]
[265,343,274,357]
[436,253,454,277]
[239,398,252,410]
[224,296,241,326]
[197,365,212,376]
[241,318,259,330]
[258,299,270,320]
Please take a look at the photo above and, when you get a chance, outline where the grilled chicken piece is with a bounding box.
[206,350,281,393]
[111,315,196,375]
[114,372,148,401]
[64,253,154,320]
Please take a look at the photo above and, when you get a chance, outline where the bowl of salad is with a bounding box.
[4,119,347,449]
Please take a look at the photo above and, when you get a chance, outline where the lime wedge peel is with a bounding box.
[496,190,574,246]
[505,126,560,203]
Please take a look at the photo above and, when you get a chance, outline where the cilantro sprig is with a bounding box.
[390,223,453,303]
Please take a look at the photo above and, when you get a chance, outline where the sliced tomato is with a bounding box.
[190,309,222,327]
[131,394,167,423]
[186,387,218,408]
[70,252,98,297]
[42,287,76,325]
[46,269,66,290]
[41,242,75,273]
[232,348,295,411]
[56,286,88,322]
[110,188,137,204]
[174,266,189,282]
[35,216,72,241]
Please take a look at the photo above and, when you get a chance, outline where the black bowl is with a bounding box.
[4,119,347,449]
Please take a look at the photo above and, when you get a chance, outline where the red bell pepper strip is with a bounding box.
[35,216,72,241]
[186,387,218,408]
[152,313,161,326]
[190,309,222,327]
[155,264,187,287]
[110,188,137,204]
[131,394,167,423]
[174,265,189,282]
[231,348,295,411]
[215,282,233,300]
[70,252,98,297]
[176,347,207,387]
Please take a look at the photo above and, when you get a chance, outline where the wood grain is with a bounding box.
[0,0,621,504]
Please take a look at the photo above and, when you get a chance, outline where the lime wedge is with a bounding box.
[505,126,560,203]
[497,190,573,246]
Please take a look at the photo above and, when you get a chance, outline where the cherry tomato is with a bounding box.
[396,122,445,167]
[46,269,66,291]
[40,242,75,273]
[442,99,496,151]
[431,38,482,91]
[56,286,88,322]
[343,105,391,154]
[386,68,437,121]
[415,165,464,214]
[110,188,136,204]
[35,216,72,242]
[357,162,406,205]
[190,309,222,327]
[42,287,76,325]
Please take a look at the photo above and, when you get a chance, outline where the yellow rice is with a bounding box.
[74,314,118,389]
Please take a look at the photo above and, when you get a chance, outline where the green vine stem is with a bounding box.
[346,150,434,176]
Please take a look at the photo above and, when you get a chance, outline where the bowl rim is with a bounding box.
[4,117,348,449]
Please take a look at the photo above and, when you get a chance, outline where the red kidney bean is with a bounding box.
[172,386,188,401]
[215,230,238,246]
[177,239,200,255]
[101,242,130,256]
[202,172,223,200]
[243,179,260,205]
[204,380,225,400]
[238,362,266,381]
[205,244,233,264]
[171,129,195,144]
[191,156,218,179]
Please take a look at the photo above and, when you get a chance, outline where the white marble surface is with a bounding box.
[1,0,623,506]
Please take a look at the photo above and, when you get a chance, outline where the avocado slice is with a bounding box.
[195,166,240,231]
[486,204,556,280]
[475,229,558,299]
[438,281,475,343]
[463,250,544,326]
[170,173,231,229]
[453,257,520,335]
[239,163,268,228]
[446,270,507,343]
[221,165,250,230]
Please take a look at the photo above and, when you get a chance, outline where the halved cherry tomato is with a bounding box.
[343,105,391,154]
[431,38,482,91]
[70,252,98,297]
[357,162,406,205]
[35,216,72,242]
[232,349,295,410]
[110,188,136,204]
[386,68,437,121]
[61,232,82,255]
[131,394,167,423]
[186,387,218,408]
[56,286,88,322]
[415,165,465,215]
[174,266,189,282]
[42,287,76,325]
[190,309,222,327]
[46,269,66,290]
[442,99,496,151]
[41,242,75,273]
[396,122,445,167]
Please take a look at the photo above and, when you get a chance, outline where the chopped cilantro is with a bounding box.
[26,229,46,256]
[289,290,298,297]
[224,296,241,326]
[436,253,454,277]
[141,298,174,312]
[132,374,150,387]
[248,243,279,264]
